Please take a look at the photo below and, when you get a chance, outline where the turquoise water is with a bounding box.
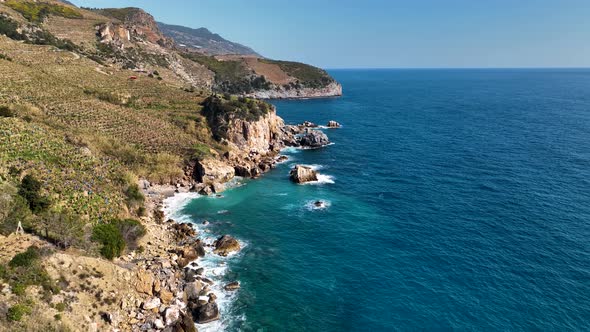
[174,69,590,331]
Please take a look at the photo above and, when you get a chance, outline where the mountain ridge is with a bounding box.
[157,21,260,57]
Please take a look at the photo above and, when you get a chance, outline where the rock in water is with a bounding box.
[194,302,220,324]
[213,235,241,256]
[314,200,326,208]
[327,120,341,128]
[299,130,330,148]
[290,165,318,183]
[224,281,240,291]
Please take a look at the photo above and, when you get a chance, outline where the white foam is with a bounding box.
[281,146,303,154]
[163,193,248,332]
[304,174,335,185]
[163,192,201,222]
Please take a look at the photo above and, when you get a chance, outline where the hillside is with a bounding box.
[158,22,259,56]
[0,1,333,330]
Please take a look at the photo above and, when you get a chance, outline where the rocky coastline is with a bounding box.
[244,82,343,100]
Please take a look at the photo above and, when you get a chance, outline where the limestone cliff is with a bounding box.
[194,95,295,191]
[245,81,343,99]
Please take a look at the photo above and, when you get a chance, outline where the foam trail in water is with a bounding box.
[163,193,248,332]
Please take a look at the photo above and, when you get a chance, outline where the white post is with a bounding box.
[15,221,24,235]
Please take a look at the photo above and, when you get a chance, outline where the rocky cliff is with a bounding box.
[246,81,343,99]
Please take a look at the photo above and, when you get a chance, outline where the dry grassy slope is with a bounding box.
[0,36,209,154]
[0,34,226,221]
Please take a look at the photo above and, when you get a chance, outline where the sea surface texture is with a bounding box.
[169,69,590,331]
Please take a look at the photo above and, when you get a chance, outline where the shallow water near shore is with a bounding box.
[169,69,590,331]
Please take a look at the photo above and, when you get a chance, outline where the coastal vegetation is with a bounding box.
[0,1,340,329]
[260,59,335,88]
[4,0,82,23]
[201,94,271,140]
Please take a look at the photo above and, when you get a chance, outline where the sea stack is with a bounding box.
[299,130,330,148]
[327,120,341,128]
[290,165,318,183]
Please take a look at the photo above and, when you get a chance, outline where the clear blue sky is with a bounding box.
[70,0,590,69]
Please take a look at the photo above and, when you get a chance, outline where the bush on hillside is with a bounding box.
[1,246,57,296]
[4,0,83,23]
[9,246,40,268]
[7,304,32,322]
[18,174,50,214]
[91,223,125,260]
[0,106,15,117]
[114,219,146,250]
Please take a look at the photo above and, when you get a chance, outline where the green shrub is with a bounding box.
[0,53,12,62]
[7,304,32,321]
[0,106,15,117]
[9,246,40,268]
[0,16,26,40]
[201,95,271,140]
[18,174,51,214]
[125,184,144,207]
[92,223,125,260]
[5,0,83,23]
[113,218,146,250]
[12,283,26,296]
[55,302,66,312]
[192,143,212,161]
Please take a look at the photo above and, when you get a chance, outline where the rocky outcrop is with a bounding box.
[289,165,318,183]
[193,158,235,190]
[213,235,240,256]
[299,130,330,148]
[327,120,341,128]
[193,302,219,324]
[245,82,343,99]
[224,281,240,291]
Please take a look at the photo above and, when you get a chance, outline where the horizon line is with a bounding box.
[324,66,590,70]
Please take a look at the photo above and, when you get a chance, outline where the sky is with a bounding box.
[69,0,590,69]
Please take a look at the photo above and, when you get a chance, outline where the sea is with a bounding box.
[164,69,590,331]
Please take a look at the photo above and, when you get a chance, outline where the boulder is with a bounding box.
[289,165,318,183]
[198,185,213,196]
[300,121,318,128]
[299,130,330,148]
[173,311,197,332]
[142,297,161,310]
[164,306,181,326]
[193,158,235,185]
[160,289,174,304]
[154,319,165,329]
[213,235,241,256]
[212,182,225,194]
[184,280,203,301]
[194,302,220,324]
[135,269,155,295]
[224,281,240,291]
[327,120,341,128]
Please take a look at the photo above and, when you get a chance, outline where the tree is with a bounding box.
[18,175,50,214]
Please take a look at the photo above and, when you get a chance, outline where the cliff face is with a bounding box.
[222,107,285,155]
[245,81,343,99]
[194,96,294,192]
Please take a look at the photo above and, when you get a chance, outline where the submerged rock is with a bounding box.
[213,235,241,256]
[289,165,318,183]
[299,130,330,148]
[314,200,326,208]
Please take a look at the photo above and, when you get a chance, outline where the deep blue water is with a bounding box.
[176,69,590,331]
